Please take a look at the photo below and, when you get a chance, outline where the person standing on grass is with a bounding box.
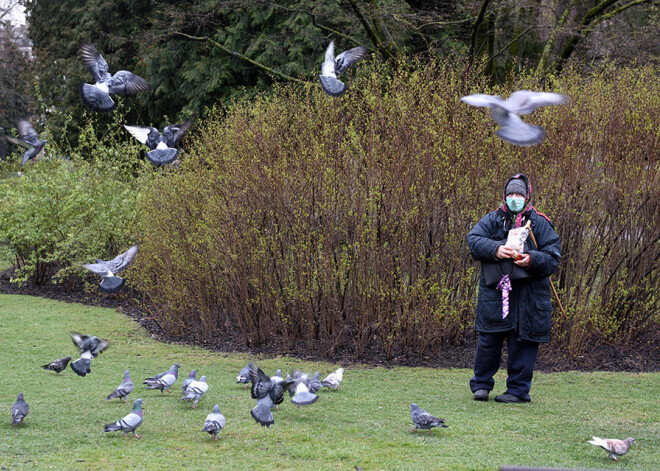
[467,174,561,403]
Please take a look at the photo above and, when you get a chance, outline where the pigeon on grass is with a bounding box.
[588,436,635,461]
[144,363,180,394]
[322,368,344,390]
[83,245,138,294]
[11,393,29,425]
[41,356,71,374]
[319,41,368,97]
[181,369,197,395]
[124,122,192,166]
[309,371,322,394]
[202,404,225,441]
[104,398,144,438]
[70,332,109,377]
[236,364,250,389]
[16,119,47,166]
[291,376,318,408]
[460,91,570,146]
[180,375,208,409]
[409,403,447,433]
[79,43,150,113]
[107,370,134,402]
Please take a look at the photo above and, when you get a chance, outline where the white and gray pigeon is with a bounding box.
[70,332,109,377]
[588,436,635,461]
[236,364,250,389]
[251,394,275,427]
[202,404,225,441]
[41,355,71,374]
[309,371,322,394]
[318,41,368,97]
[322,367,344,390]
[83,245,139,294]
[16,119,47,166]
[107,370,134,402]
[124,121,192,166]
[409,403,447,433]
[79,42,150,113]
[461,91,570,146]
[181,369,197,395]
[144,363,180,394]
[11,393,29,425]
[104,398,144,438]
[291,374,318,408]
[180,375,208,409]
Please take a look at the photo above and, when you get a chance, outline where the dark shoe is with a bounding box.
[473,389,489,401]
[494,393,529,403]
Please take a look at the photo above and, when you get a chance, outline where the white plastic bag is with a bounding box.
[506,227,529,253]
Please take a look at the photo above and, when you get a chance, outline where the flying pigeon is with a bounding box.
[588,436,635,461]
[144,363,180,394]
[79,42,150,113]
[249,363,293,412]
[309,371,322,394]
[202,404,225,441]
[322,368,344,390]
[180,375,208,409]
[107,370,134,402]
[181,369,197,395]
[104,398,144,438]
[460,91,570,146]
[124,122,192,166]
[251,395,275,427]
[41,356,71,374]
[236,364,250,389]
[11,393,29,425]
[409,403,447,433]
[318,41,368,97]
[70,332,109,377]
[16,119,47,166]
[291,376,318,408]
[83,245,139,293]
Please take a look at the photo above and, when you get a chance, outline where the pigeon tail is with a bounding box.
[146,148,179,166]
[496,124,546,146]
[79,83,117,113]
[292,391,318,406]
[70,357,91,377]
[100,276,125,293]
[319,75,347,97]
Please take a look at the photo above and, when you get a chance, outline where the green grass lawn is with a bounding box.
[0,294,658,470]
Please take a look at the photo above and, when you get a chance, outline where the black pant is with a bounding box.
[469,330,539,401]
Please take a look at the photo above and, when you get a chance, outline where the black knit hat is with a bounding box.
[505,178,528,197]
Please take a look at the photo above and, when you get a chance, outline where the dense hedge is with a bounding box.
[134,60,659,359]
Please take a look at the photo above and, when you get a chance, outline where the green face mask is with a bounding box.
[506,196,526,213]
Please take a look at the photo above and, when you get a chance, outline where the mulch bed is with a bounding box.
[2,269,658,373]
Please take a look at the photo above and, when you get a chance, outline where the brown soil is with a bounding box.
[1,270,658,372]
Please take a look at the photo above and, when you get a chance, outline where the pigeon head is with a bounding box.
[124,369,131,379]
[213,404,221,413]
[173,363,180,369]
[17,393,24,401]
[626,438,636,446]
[189,370,197,378]
[199,375,207,382]
[133,398,144,411]
[65,356,72,361]
[410,403,419,410]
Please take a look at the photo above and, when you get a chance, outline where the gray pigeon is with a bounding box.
[249,363,293,412]
[79,43,150,113]
[144,363,180,394]
[236,364,250,389]
[409,403,447,433]
[291,375,318,408]
[104,398,144,438]
[70,332,109,377]
[41,356,71,374]
[181,369,197,395]
[286,372,297,398]
[251,395,275,427]
[460,91,570,146]
[107,370,134,402]
[180,375,208,408]
[11,393,29,425]
[83,245,139,294]
[309,371,322,394]
[16,119,47,166]
[588,436,635,461]
[124,122,192,166]
[319,41,368,97]
[202,404,225,441]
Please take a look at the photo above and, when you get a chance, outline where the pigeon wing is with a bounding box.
[16,119,39,146]
[334,46,368,75]
[493,110,547,146]
[460,94,504,108]
[506,90,570,115]
[83,262,112,277]
[103,245,139,273]
[124,125,156,146]
[162,121,192,148]
[320,41,336,76]
[318,76,347,97]
[80,43,110,83]
[107,71,150,95]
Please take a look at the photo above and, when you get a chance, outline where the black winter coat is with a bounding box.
[467,208,561,343]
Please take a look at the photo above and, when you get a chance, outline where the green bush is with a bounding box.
[134,59,658,359]
[0,159,138,287]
